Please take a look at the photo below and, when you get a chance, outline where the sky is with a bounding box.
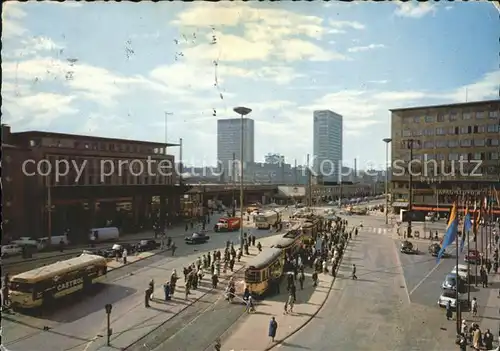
[2,1,499,171]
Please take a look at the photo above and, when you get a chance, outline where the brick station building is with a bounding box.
[1,125,187,243]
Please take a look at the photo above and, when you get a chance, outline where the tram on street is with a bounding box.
[9,254,108,310]
[244,247,284,297]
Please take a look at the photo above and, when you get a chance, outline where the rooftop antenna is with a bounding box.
[465,87,468,103]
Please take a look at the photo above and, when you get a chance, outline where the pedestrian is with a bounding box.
[163,281,171,301]
[171,242,176,256]
[122,248,128,264]
[351,264,358,280]
[298,271,305,290]
[446,301,453,320]
[287,293,295,313]
[471,297,478,317]
[268,316,278,343]
[312,271,318,287]
[483,328,493,350]
[214,338,221,351]
[145,287,152,308]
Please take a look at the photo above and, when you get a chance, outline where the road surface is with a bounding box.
[279,211,496,351]
[279,224,457,351]
[2,210,291,351]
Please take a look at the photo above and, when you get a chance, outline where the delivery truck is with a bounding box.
[89,227,120,243]
[255,210,282,229]
[214,217,241,232]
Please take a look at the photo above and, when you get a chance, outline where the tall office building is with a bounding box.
[313,110,343,182]
[217,118,255,178]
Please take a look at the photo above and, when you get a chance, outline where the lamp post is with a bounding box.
[401,139,420,238]
[233,106,252,251]
[382,138,392,225]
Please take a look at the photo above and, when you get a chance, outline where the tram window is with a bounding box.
[245,270,260,283]
[10,282,33,293]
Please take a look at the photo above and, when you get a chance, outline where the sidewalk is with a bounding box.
[220,250,346,350]
[93,233,284,350]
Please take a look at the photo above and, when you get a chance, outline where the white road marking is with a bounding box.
[409,260,442,296]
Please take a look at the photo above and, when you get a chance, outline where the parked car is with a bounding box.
[465,249,481,264]
[451,264,470,281]
[428,243,451,258]
[400,240,418,254]
[438,290,467,309]
[136,240,160,252]
[1,244,22,258]
[185,232,210,244]
[82,248,107,257]
[441,273,466,292]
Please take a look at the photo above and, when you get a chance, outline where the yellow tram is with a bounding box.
[9,254,108,309]
[244,248,285,296]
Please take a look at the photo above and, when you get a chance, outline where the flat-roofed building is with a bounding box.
[390,99,500,214]
[3,126,186,241]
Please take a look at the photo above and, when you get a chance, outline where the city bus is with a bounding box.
[9,254,108,309]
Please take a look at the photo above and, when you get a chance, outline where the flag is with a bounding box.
[437,202,459,263]
[494,187,499,208]
[474,199,482,233]
[460,202,472,253]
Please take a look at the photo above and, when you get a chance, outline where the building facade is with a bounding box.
[2,126,186,241]
[313,110,343,182]
[390,100,500,213]
[217,118,255,178]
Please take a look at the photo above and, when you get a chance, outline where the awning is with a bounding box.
[392,202,409,208]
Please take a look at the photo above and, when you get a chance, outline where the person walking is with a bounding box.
[268,316,278,342]
[352,264,358,280]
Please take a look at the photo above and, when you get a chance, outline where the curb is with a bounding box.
[264,228,355,351]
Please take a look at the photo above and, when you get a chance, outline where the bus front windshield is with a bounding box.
[10,281,34,293]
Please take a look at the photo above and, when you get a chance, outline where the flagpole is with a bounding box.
[464,194,471,307]
[488,186,493,254]
[474,196,479,287]
[455,195,461,335]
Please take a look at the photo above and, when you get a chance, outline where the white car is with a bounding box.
[1,244,22,257]
[438,290,466,308]
[451,264,470,281]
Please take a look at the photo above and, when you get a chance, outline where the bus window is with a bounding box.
[245,270,260,283]
[10,282,33,293]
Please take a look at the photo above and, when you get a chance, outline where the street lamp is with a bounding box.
[382,138,392,224]
[401,139,420,238]
[233,106,252,251]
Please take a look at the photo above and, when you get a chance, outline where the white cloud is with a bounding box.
[2,2,28,38]
[2,90,78,127]
[368,80,389,84]
[373,91,427,101]
[1,57,183,114]
[80,113,133,136]
[444,70,500,102]
[296,69,500,136]
[445,6,453,11]
[7,36,64,58]
[328,20,365,30]
[394,2,437,18]
[173,4,347,63]
[347,44,386,53]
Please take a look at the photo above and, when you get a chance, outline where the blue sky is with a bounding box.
[2,1,499,170]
